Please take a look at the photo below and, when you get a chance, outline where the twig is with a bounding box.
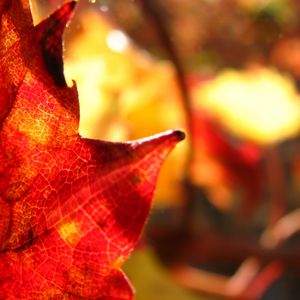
[261,208,300,248]
[170,258,283,300]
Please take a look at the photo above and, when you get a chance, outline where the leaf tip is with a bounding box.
[36,0,77,87]
[172,129,186,142]
[66,0,78,10]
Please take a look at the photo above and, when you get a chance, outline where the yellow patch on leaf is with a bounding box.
[57,221,81,247]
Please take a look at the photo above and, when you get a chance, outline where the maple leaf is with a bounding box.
[0,0,184,299]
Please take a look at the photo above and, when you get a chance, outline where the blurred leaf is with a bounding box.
[193,68,300,144]
[190,110,262,215]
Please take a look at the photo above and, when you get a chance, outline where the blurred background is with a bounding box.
[31,0,300,299]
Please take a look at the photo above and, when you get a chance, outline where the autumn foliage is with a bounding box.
[5,0,300,299]
[0,0,184,299]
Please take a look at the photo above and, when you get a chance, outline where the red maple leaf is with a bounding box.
[0,1,184,298]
